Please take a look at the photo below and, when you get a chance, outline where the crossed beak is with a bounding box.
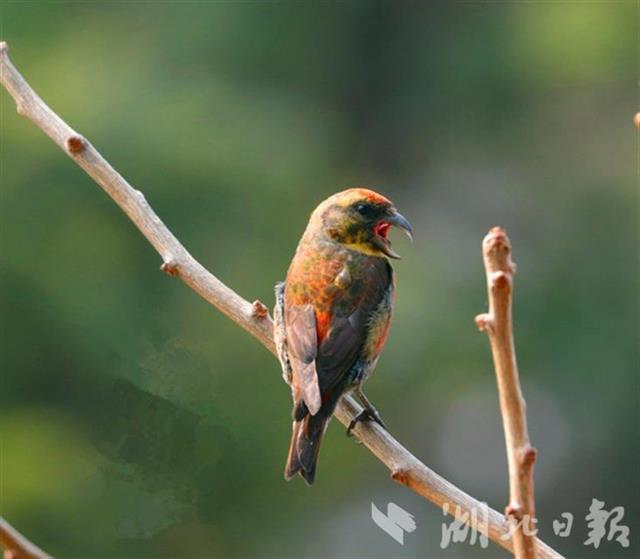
[374,209,414,259]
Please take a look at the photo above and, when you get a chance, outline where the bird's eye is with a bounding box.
[355,203,372,215]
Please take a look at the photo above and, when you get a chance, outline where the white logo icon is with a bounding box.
[371,502,417,544]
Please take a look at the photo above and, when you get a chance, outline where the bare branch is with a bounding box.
[0,518,51,559]
[0,42,561,558]
[475,227,538,559]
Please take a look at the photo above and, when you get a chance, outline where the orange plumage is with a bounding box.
[274,188,412,484]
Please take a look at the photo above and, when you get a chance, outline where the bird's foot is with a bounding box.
[346,407,387,437]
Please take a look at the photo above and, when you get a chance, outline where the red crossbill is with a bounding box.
[275,188,412,484]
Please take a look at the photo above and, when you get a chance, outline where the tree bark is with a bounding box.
[476,227,538,559]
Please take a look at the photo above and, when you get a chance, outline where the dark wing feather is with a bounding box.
[285,304,322,415]
[315,259,392,394]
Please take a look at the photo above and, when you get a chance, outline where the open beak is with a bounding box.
[388,210,413,242]
[373,209,413,259]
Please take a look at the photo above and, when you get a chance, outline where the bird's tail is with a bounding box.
[284,413,328,485]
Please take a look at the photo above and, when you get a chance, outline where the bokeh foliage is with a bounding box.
[1,2,637,557]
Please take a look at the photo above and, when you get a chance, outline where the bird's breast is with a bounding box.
[285,238,393,349]
[361,282,394,363]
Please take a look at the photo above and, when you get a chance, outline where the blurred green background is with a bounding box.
[1,2,637,558]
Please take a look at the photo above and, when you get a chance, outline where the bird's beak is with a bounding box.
[388,210,413,242]
[373,210,413,259]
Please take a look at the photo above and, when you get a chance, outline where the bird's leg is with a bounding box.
[354,388,387,428]
[346,388,387,437]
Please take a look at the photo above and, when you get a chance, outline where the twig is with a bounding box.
[0,42,561,558]
[475,227,538,559]
[0,518,51,559]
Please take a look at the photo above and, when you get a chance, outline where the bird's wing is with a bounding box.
[316,258,393,394]
[285,303,322,415]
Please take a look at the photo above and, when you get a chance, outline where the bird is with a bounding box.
[274,188,412,485]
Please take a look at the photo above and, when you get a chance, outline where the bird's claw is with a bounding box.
[346,407,387,437]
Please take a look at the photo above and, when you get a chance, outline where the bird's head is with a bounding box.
[309,188,413,259]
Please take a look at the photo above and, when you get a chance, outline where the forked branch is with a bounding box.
[476,227,538,559]
[0,42,559,558]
